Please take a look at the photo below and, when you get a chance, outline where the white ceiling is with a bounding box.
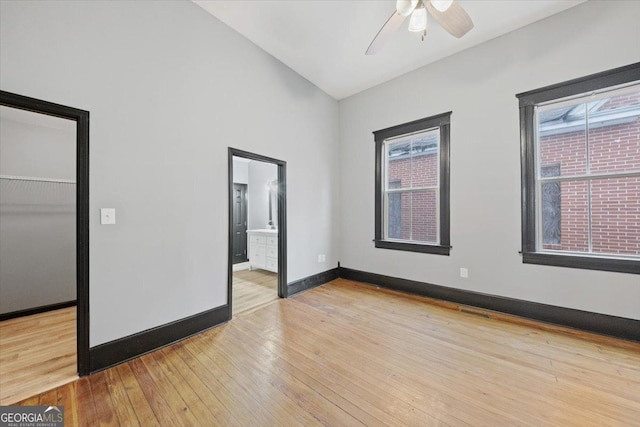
[194,0,586,100]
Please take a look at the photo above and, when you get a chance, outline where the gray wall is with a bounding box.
[0,0,340,345]
[339,0,640,320]
[248,161,277,230]
[0,111,76,314]
[232,158,249,185]
[0,110,76,180]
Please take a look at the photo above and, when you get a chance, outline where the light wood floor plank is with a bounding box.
[0,307,77,405]
[139,353,204,426]
[74,377,98,427]
[314,281,640,404]
[237,299,518,426]
[104,367,141,427]
[226,321,395,426]
[181,337,284,425]
[172,340,263,425]
[114,363,160,426]
[157,346,241,425]
[9,279,640,426]
[232,268,279,315]
[148,349,222,425]
[126,358,182,427]
[57,381,79,427]
[89,371,120,427]
[193,328,354,426]
[225,319,453,426]
[298,281,639,425]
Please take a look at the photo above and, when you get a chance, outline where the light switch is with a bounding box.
[100,208,116,225]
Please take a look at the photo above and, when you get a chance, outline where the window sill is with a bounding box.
[522,252,639,274]
[375,240,450,255]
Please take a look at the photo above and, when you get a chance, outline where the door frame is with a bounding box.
[0,90,90,376]
[228,147,287,318]
[231,183,248,264]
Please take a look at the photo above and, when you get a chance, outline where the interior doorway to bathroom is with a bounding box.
[228,148,287,317]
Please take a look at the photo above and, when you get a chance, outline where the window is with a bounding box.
[517,63,640,274]
[374,112,451,255]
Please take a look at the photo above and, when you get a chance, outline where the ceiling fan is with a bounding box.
[366,0,474,55]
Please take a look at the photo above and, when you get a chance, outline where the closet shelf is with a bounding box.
[0,175,76,184]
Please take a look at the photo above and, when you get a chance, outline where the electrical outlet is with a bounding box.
[318,254,322,263]
[460,267,469,278]
[321,254,326,262]
[100,208,116,225]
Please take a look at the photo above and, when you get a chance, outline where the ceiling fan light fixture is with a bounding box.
[408,4,427,32]
[431,0,453,12]
[396,0,419,17]
[366,0,473,55]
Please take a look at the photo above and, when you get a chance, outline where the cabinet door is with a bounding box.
[252,245,266,268]
[265,258,278,272]
[266,245,278,259]
[266,236,278,247]
[250,235,266,246]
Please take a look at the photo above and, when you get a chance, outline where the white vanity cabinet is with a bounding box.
[247,229,278,273]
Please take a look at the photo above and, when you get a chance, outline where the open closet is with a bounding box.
[0,97,85,404]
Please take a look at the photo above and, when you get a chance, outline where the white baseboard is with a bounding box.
[232,262,250,272]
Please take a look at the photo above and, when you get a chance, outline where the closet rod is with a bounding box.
[0,174,76,184]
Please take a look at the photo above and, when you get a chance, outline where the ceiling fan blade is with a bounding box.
[396,0,418,17]
[366,12,407,55]
[426,0,474,38]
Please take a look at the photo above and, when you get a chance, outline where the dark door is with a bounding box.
[232,183,248,264]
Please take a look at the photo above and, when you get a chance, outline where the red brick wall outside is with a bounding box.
[387,153,438,243]
[539,93,640,256]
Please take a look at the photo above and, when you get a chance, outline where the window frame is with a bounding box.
[517,62,640,274]
[374,112,451,255]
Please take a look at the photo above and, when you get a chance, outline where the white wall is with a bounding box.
[248,160,277,230]
[339,0,640,320]
[0,111,76,314]
[232,158,249,185]
[0,0,340,345]
[0,109,76,180]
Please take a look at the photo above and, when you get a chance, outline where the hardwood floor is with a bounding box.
[0,307,77,405]
[16,279,640,426]
[232,268,278,315]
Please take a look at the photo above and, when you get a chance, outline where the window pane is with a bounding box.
[540,168,561,245]
[386,190,438,243]
[410,130,439,187]
[541,180,589,252]
[588,89,640,174]
[411,190,438,244]
[591,177,640,256]
[386,140,411,190]
[386,129,439,190]
[538,103,587,176]
[387,191,410,240]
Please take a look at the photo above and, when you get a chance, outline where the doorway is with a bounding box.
[0,91,89,404]
[228,148,287,318]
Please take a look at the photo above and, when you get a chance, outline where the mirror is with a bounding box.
[267,179,277,230]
